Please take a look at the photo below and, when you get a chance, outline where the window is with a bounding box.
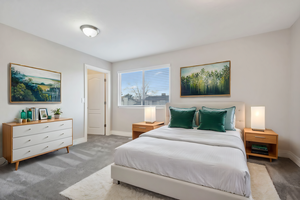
[118,65,170,106]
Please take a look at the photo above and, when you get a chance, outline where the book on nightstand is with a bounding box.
[251,144,269,155]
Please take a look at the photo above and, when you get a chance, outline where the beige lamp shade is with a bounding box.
[144,107,156,123]
[251,106,265,131]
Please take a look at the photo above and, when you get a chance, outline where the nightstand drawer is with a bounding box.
[246,133,277,144]
[132,126,153,133]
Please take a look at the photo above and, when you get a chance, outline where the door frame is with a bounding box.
[84,64,111,141]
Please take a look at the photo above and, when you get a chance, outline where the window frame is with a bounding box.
[118,64,171,108]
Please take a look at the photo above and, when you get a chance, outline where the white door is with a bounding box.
[88,73,105,135]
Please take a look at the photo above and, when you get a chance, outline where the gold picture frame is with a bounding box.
[10,63,62,103]
[180,60,231,97]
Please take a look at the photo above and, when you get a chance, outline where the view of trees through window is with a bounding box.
[120,67,169,106]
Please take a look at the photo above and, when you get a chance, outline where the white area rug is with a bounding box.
[60,163,280,200]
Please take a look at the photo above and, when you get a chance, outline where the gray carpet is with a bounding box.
[0,135,299,200]
[0,135,129,200]
[248,156,300,200]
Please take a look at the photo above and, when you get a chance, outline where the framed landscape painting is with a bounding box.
[180,61,231,97]
[10,63,61,103]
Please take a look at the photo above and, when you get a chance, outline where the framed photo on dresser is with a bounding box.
[10,63,61,103]
[39,108,48,120]
[180,60,231,97]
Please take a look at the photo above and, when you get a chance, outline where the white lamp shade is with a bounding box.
[251,106,265,130]
[144,107,156,123]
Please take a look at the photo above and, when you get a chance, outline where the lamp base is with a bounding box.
[252,129,265,132]
[145,121,155,124]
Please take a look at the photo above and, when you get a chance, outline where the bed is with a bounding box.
[111,102,250,200]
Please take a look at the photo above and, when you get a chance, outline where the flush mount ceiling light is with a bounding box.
[80,25,100,37]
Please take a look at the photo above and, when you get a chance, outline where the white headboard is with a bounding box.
[165,102,245,130]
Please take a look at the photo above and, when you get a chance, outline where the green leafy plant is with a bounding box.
[52,108,63,115]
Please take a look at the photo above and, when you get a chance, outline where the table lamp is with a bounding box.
[251,106,265,131]
[144,106,156,123]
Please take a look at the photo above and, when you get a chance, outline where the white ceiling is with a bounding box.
[1,0,300,62]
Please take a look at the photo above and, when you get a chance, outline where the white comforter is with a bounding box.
[114,126,251,197]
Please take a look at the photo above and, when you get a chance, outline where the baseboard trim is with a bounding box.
[111,130,132,137]
[73,137,87,145]
[279,149,300,167]
[88,133,105,136]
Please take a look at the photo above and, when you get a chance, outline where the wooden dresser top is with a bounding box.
[3,118,73,127]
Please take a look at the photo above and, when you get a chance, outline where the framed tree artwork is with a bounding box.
[10,63,61,103]
[180,61,231,97]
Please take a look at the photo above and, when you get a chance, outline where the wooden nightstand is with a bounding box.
[244,128,278,162]
[132,122,164,140]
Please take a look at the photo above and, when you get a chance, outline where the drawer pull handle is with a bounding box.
[61,124,64,126]
[45,136,49,138]
[61,133,64,135]
[61,142,64,144]
[27,150,31,153]
[45,146,49,148]
[138,127,146,129]
[28,140,31,142]
[45,126,49,128]
[28,128,31,131]
[255,136,266,139]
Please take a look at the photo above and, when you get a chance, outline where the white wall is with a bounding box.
[289,17,300,158]
[112,29,291,151]
[0,23,111,157]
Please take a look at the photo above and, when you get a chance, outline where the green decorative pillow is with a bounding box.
[169,106,196,129]
[202,106,236,130]
[198,109,227,132]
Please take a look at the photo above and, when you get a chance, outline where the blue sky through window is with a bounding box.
[120,67,169,105]
[144,68,169,96]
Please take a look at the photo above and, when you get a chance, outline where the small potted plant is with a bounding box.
[52,108,63,119]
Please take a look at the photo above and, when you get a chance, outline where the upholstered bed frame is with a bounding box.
[111,102,248,200]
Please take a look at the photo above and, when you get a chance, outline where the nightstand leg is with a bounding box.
[270,158,272,162]
[247,155,249,159]
[66,146,70,153]
[15,162,19,171]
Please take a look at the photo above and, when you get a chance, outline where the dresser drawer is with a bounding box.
[13,120,72,138]
[13,129,72,150]
[13,137,72,161]
[246,133,277,144]
[132,125,153,133]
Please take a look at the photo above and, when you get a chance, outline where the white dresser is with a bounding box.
[2,118,73,170]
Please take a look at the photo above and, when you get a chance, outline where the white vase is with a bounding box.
[54,114,60,119]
